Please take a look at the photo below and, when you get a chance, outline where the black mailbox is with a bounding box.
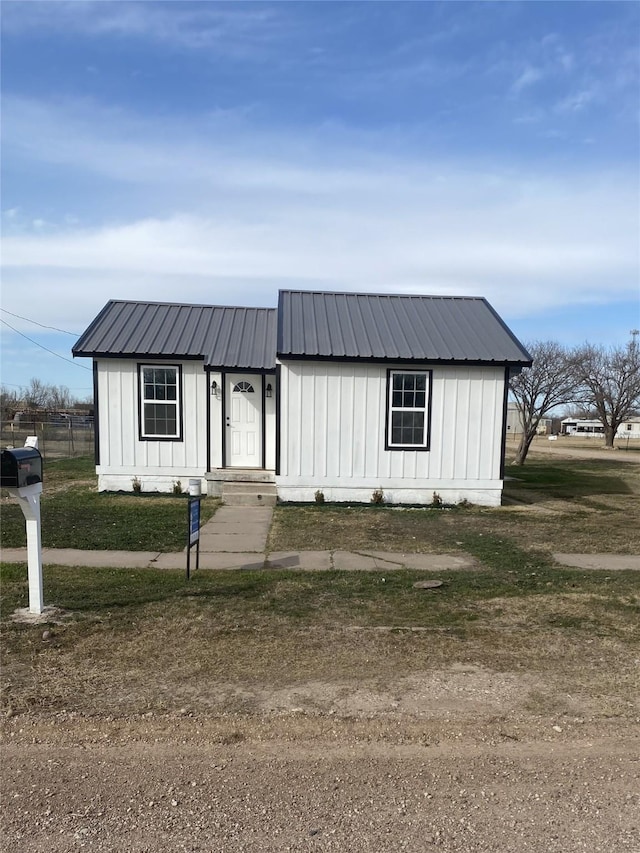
[1,447,43,488]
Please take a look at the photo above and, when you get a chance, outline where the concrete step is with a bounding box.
[221,482,278,507]
[221,490,277,507]
[207,468,275,483]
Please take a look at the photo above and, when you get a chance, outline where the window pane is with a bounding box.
[416,374,426,391]
[391,411,424,445]
[415,391,425,408]
[403,391,414,407]
[392,391,402,407]
[144,403,177,436]
[403,373,415,390]
[393,374,404,391]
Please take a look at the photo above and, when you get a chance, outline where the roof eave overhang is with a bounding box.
[72,351,206,362]
[277,352,533,369]
[205,364,277,373]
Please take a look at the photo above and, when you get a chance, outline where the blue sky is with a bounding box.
[1,1,639,399]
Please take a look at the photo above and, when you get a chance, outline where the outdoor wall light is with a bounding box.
[211,380,219,398]
[265,383,273,398]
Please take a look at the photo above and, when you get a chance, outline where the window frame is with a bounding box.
[384,368,432,451]
[137,363,184,442]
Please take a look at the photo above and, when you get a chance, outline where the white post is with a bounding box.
[9,483,44,614]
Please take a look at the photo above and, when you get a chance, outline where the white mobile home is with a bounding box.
[73,290,532,507]
[616,418,640,439]
[561,418,604,436]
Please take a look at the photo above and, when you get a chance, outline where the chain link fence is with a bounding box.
[1,419,95,459]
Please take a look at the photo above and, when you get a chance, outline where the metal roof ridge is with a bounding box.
[277,289,485,301]
[107,298,275,311]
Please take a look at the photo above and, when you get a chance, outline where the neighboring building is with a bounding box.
[73,290,532,507]
[616,417,640,439]
[561,417,640,440]
[505,403,557,438]
[561,418,604,436]
[506,402,525,437]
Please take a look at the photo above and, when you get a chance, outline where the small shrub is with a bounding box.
[173,480,183,495]
[132,476,142,493]
[371,488,385,505]
[431,491,443,508]
[314,490,325,504]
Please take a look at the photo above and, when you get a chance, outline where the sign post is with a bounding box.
[186,496,201,580]
[16,484,44,613]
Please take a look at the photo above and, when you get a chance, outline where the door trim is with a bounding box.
[223,372,263,468]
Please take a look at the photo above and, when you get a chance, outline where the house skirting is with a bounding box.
[275,480,503,507]
[96,470,502,506]
[96,471,207,494]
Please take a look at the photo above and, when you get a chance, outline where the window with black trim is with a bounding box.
[386,370,431,449]
[139,365,182,440]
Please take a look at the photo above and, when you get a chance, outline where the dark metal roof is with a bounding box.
[73,300,277,370]
[277,290,532,365]
[74,291,531,371]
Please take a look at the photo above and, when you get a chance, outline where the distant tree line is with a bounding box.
[509,332,640,464]
[0,379,92,422]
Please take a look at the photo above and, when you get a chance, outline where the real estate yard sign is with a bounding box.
[186,497,201,579]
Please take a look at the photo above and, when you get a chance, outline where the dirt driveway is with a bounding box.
[507,435,640,463]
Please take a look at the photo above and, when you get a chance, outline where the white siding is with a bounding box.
[276,361,505,506]
[209,371,223,469]
[264,373,277,470]
[96,359,209,492]
[617,420,640,439]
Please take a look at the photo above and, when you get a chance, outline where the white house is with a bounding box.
[561,418,605,436]
[73,290,532,507]
[616,417,640,439]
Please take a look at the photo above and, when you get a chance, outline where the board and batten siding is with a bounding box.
[276,361,505,506]
[95,359,209,492]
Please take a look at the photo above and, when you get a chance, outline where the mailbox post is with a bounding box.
[1,444,44,614]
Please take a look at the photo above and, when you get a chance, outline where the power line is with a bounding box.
[0,307,76,336]
[1,318,91,371]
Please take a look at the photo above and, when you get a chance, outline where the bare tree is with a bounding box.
[0,386,21,421]
[509,340,577,465]
[22,378,50,409]
[571,332,640,447]
[48,384,74,410]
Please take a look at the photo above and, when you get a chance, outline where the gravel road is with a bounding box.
[2,715,639,852]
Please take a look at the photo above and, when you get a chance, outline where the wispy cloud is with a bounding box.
[555,89,598,114]
[2,96,637,331]
[511,65,544,95]
[1,1,285,56]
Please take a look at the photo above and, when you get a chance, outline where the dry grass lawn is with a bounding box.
[1,445,639,725]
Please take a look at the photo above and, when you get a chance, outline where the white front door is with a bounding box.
[226,374,261,467]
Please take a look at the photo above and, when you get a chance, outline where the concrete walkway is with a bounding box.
[1,505,639,571]
[0,505,476,571]
[553,553,640,571]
